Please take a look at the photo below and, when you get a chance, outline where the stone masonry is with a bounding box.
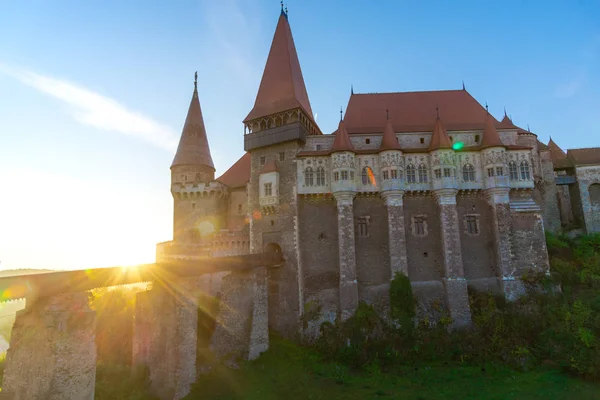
[334,192,359,321]
[3,293,96,400]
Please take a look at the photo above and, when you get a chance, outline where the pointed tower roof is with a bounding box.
[244,10,314,123]
[428,113,452,151]
[379,112,402,151]
[548,137,567,161]
[171,75,215,170]
[481,112,504,149]
[331,118,354,153]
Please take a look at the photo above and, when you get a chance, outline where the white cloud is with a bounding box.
[554,75,584,99]
[0,64,178,151]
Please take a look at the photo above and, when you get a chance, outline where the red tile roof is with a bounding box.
[244,11,313,123]
[171,83,215,169]
[260,159,278,173]
[481,112,504,148]
[216,153,250,188]
[331,119,354,152]
[548,138,567,161]
[428,116,452,151]
[379,116,402,151]
[341,90,523,134]
[567,148,600,166]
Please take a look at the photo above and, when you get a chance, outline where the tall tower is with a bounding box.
[243,8,321,336]
[171,75,227,243]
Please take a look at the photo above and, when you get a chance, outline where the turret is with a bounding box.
[330,118,357,194]
[480,112,509,190]
[378,112,404,192]
[170,74,227,242]
[429,112,457,191]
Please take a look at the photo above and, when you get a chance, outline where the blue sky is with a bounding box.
[0,0,598,270]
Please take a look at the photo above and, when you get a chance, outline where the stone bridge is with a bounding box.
[0,252,283,400]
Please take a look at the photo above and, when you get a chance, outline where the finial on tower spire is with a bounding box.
[340,106,343,121]
[504,106,507,117]
[485,102,489,113]
[527,124,531,132]
[351,84,354,95]
[194,71,198,90]
[462,80,466,90]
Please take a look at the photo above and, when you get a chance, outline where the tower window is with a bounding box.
[334,171,340,181]
[260,156,266,166]
[465,215,480,235]
[238,204,242,214]
[487,168,495,177]
[420,137,425,144]
[443,168,453,178]
[509,161,518,180]
[412,215,428,237]
[264,182,273,196]
[341,170,349,180]
[356,216,370,238]
[279,152,285,161]
[495,166,504,176]
[383,170,389,180]
[316,167,326,186]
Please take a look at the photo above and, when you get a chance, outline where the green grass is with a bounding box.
[184,338,600,400]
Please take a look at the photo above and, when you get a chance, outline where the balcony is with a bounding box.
[484,176,510,189]
[509,179,535,189]
[404,182,431,192]
[457,180,482,190]
[432,177,458,191]
[555,175,577,185]
[331,180,357,193]
[380,179,405,192]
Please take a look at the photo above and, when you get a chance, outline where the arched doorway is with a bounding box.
[264,242,283,264]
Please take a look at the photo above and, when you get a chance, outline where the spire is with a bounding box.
[428,112,452,151]
[548,137,567,161]
[379,110,402,151]
[171,75,215,170]
[462,80,466,90]
[481,112,504,149]
[331,118,354,153]
[244,10,313,123]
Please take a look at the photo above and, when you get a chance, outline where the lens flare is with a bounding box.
[367,167,377,185]
[198,221,215,236]
[452,142,465,151]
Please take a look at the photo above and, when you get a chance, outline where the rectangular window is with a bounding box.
[413,216,426,237]
[238,204,242,213]
[341,170,349,180]
[316,144,322,151]
[435,169,442,179]
[279,152,285,161]
[264,182,272,196]
[391,169,398,179]
[334,171,340,181]
[357,216,370,237]
[509,163,518,180]
[350,171,355,180]
[260,156,266,166]
[465,215,479,235]
[443,168,452,178]
[496,167,503,176]
[383,170,389,180]
[487,168,495,177]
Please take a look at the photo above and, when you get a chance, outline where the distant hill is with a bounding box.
[0,269,55,278]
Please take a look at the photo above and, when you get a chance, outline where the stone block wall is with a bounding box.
[2,293,96,400]
[575,166,600,233]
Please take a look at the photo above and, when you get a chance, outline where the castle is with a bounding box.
[157,9,600,336]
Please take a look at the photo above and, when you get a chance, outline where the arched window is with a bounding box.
[362,167,374,185]
[316,167,326,186]
[305,167,314,186]
[462,164,475,182]
[418,164,428,183]
[406,164,416,183]
[519,161,531,180]
[589,183,600,205]
[509,161,518,180]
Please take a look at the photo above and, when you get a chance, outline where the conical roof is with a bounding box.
[244,10,314,123]
[379,115,402,151]
[481,112,504,149]
[171,80,215,169]
[548,138,567,161]
[428,116,452,151]
[331,119,354,152]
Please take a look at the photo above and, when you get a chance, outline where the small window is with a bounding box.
[412,216,427,237]
[341,170,349,180]
[435,169,442,179]
[391,169,398,179]
[495,166,504,176]
[279,152,285,161]
[260,156,266,166]
[270,220,275,226]
[264,182,272,196]
[463,164,475,182]
[334,171,340,181]
[465,215,479,235]
[362,167,374,185]
[487,168,495,177]
[365,138,371,144]
[450,136,454,143]
[350,171,355,180]
[443,168,452,178]
[383,170,389,180]
[192,203,196,209]
[420,137,425,144]
[238,204,242,213]
[316,144,322,151]
[357,216,370,238]
[509,161,518,180]
[475,135,480,143]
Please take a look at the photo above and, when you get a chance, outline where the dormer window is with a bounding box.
[475,135,480,143]
[316,144,322,151]
[260,156,266,166]
[365,138,371,144]
[420,138,425,144]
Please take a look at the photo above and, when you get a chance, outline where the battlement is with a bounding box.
[171,180,229,198]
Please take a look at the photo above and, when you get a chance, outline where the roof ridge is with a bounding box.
[352,89,466,96]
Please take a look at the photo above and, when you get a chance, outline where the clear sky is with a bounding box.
[0,0,598,271]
